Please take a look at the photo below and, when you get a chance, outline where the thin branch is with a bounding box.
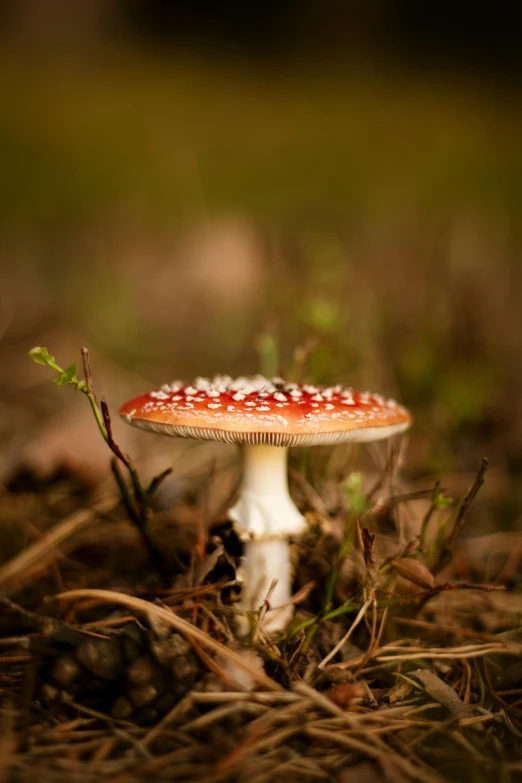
[147,467,173,499]
[81,346,97,402]
[432,458,488,574]
[445,458,489,548]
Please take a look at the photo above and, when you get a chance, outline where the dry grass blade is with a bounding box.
[182,701,267,732]
[293,681,346,718]
[306,727,444,783]
[141,692,194,749]
[318,598,373,669]
[191,691,300,705]
[55,588,282,691]
[0,496,118,588]
[375,642,520,662]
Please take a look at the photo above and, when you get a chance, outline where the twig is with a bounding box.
[80,346,96,403]
[147,466,173,499]
[102,402,173,578]
[432,458,488,574]
[29,345,175,580]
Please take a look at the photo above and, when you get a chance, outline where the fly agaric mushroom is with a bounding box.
[119,376,411,632]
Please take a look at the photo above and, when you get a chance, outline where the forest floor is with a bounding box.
[1,419,521,783]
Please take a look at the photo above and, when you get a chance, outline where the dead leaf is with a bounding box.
[327,682,370,708]
[388,680,412,704]
[411,669,476,719]
[325,666,356,684]
[391,557,435,589]
[359,526,376,569]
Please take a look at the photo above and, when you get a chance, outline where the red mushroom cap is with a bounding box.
[118,376,412,447]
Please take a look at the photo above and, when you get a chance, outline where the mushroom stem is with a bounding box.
[241,538,293,629]
[229,445,307,631]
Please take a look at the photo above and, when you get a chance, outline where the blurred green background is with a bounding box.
[1,2,522,527]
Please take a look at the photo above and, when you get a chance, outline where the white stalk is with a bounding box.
[229,445,307,632]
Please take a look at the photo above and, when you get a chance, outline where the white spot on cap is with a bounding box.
[256,405,270,412]
[273,392,287,402]
[233,392,246,401]
[208,403,222,409]
[150,390,169,400]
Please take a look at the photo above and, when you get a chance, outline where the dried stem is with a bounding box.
[432,458,488,574]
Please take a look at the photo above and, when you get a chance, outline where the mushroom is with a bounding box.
[119,376,411,632]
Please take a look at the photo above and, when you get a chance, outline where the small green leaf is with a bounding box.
[342,471,369,515]
[28,346,56,366]
[435,491,453,509]
[53,363,78,386]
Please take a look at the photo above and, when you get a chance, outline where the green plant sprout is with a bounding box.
[289,461,488,656]
[419,480,453,551]
[28,346,173,580]
[29,346,108,439]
